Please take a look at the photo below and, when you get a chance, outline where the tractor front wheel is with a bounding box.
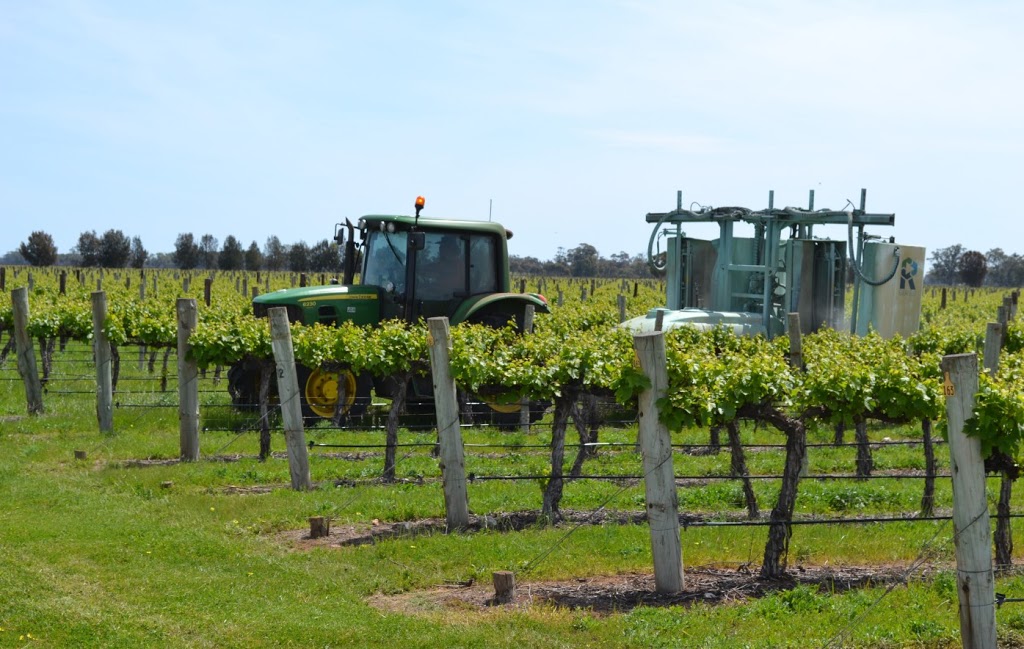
[296,364,373,424]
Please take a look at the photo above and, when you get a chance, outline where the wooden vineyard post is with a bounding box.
[633,331,684,593]
[203,278,212,307]
[786,313,802,369]
[137,276,147,372]
[520,305,535,432]
[983,322,1002,377]
[786,313,808,478]
[91,291,114,433]
[942,353,996,649]
[269,307,312,491]
[177,298,200,461]
[617,294,627,323]
[492,571,515,604]
[982,323,1014,569]
[427,317,469,530]
[11,287,43,414]
[309,516,330,539]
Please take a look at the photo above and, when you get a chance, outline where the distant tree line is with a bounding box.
[4,230,348,273]
[7,231,648,278]
[926,245,1024,287]
[511,243,651,278]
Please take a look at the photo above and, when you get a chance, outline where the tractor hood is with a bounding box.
[253,284,380,326]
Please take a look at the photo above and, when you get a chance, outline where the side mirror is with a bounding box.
[408,231,425,252]
[333,223,345,246]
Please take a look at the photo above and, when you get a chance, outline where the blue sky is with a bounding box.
[2,1,1022,263]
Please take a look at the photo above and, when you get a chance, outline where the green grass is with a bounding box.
[3,343,1024,647]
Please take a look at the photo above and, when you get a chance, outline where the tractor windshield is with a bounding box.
[362,230,408,293]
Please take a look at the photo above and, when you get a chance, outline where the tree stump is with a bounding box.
[309,516,330,539]
[73,450,87,460]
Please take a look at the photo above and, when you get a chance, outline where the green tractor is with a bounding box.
[228,197,550,425]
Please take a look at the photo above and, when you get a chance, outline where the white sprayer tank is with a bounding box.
[854,242,926,339]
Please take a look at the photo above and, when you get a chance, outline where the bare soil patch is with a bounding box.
[367,564,934,616]
[278,510,652,550]
[272,508,963,616]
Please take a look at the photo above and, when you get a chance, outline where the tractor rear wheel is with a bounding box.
[472,396,549,430]
[296,364,372,423]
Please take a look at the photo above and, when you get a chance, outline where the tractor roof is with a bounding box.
[358,214,514,239]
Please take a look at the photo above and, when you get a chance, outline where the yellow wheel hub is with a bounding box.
[304,368,358,418]
[483,399,521,414]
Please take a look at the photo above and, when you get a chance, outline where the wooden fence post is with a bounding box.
[786,313,802,369]
[269,307,312,491]
[138,273,148,371]
[309,516,330,539]
[787,313,808,478]
[982,323,1015,569]
[983,322,1002,377]
[520,305,535,432]
[177,298,200,461]
[427,317,470,530]
[942,353,996,649]
[11,287,43,414]
[91,291,114,433]
[492,571,515,604]
[633,331,684,593]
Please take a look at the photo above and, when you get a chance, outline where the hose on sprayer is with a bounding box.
[847,213,900,286]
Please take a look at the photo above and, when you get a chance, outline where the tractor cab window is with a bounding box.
[468,236,497,294]
[418,233,466,300]
[362,230,407,294]
[418,232,499,301]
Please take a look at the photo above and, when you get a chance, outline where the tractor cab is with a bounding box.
[235,197,548,424]
[358,216,510,325]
